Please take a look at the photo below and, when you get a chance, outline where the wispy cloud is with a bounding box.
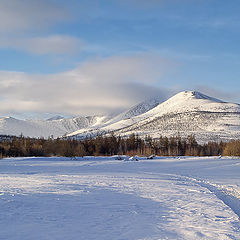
[0,0,69,32]
[0,54,173,117]
[0,35,84,55]
[77,54,171,83]
[0,1,80,56]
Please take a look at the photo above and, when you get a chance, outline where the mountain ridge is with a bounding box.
[1,91,240,143]
[0,115,109,138]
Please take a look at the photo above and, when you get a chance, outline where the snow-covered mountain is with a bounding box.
[67,97,161,138]
[47,115,65,121]
[0,115,109,138]
[2,91,240,143]
[70,91,240,143]
[106,97,160,124]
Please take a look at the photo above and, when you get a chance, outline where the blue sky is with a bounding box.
[0,0,240,118]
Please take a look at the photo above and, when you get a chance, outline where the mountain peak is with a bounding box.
[169,91,224,103]
[2,116,18,121]
[105,97,160,125]
[47,115,65,121]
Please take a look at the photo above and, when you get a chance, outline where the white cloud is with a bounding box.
[0,1,82,56]
[0,54,172,117]
[0,0,69,32]
[76,54,171,83]
[0,35,84,55]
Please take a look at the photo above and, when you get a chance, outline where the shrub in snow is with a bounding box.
[114,155,124,160]
[147,155,155,159]
[129,156,139,161]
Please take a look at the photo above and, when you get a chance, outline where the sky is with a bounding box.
[0,0,240,119]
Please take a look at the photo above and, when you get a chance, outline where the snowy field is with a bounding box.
[0,156,240,240]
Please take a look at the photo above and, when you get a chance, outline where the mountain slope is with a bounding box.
[67,97,161,137]
[0,115,109,138]
[106,97,160,124]
[47,115,65,121]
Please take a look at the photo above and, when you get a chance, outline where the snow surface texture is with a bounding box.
[1,91,240,142]
[0,156,240,240]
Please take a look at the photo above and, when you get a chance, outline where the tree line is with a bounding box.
[1,133,238,158]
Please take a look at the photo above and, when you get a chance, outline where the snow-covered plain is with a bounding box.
[0,156,240,239]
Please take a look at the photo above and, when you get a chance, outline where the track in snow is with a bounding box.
[173,175,240,220]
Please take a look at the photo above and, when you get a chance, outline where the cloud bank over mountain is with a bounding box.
[0,54,172,116]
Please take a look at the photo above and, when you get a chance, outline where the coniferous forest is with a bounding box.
[1,133,239,158]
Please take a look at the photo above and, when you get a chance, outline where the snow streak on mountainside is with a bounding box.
[70,91,240,143]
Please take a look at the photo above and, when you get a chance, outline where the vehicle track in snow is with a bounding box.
[170,174,240,221]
